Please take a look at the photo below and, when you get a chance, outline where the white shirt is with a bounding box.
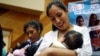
[34,25,92,56]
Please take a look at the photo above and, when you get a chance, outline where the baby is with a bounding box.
[51,30,83,50]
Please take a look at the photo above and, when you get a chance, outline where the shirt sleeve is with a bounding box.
[75,27,93,56]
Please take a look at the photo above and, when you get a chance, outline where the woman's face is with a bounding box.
[91,15,97,22]
[26,26,40,43]
[48,5,70,31]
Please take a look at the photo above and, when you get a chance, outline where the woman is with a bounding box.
[34,1,92,56]
[90,20,100,51]
[22,20,43,56]
[7,20,43,56]
[88,13,98,27]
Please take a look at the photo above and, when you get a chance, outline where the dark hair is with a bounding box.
[46,1,67,31]
[24,20,43,34]
[76,15,84,23]
[0,25,3,43]
[64,30,83,50]
[0,25,3,55]
[46,1,67,16]
[88,13,97,27]
[95,20,100,26]
[52,25,58,31]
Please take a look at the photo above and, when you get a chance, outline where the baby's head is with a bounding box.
[63,30,83,50]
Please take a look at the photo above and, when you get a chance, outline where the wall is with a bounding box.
[39,0,52,36]
[0,0,44,11]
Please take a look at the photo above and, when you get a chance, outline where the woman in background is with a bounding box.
[8,20,43,56]
[88,13,98,27]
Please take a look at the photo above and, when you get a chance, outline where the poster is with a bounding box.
[68,0,100,55]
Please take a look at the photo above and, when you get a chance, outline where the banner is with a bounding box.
[68,0,100,55]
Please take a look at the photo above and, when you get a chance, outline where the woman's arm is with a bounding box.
[39,47,77,56]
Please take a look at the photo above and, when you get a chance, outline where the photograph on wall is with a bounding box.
[68,0,100,55]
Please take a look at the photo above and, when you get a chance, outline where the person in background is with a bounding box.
[88,13,98,27]
[2,42,7,56]
[34,1,92,56]
[93,20,100,38]
[90,20,100,51]
[88,13,98,40]
[7,20,43,56]
[0,25,7,56]
[0,25,3,56]
[76,15,84,27]
[23,20,43,56]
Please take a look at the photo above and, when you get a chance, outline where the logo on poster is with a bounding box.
[71,4,84,11]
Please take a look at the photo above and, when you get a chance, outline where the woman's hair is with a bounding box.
[24,20,43,34]
[64,30,83,49]
[95,20,100,26]
[88,13,97,27]
[76,15,84,23]
[46,1,67,17]
[46,1,67,31]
